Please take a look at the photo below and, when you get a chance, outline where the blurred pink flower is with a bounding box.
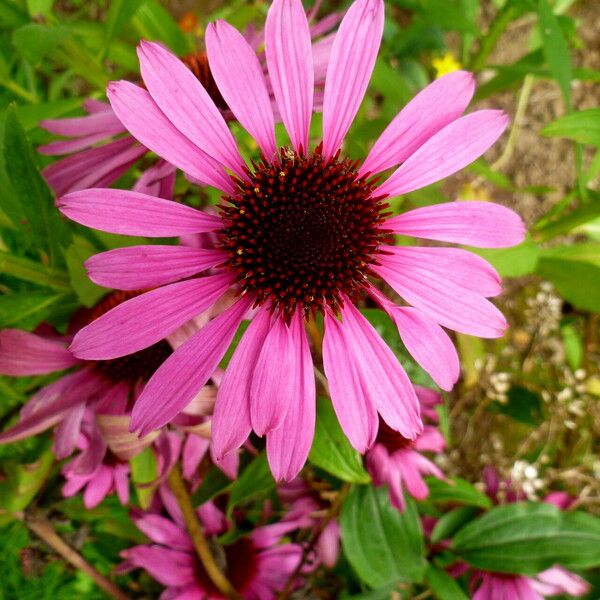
[471,568,589,600]
[59,0,524,482]
[39,10,339,197]
[366,387,446,510]
[120,495,305,599]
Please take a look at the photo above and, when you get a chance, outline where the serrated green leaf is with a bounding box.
[0,252,70,291]
[0,291,77,330]
[103,0,145,54]
[12,23,70,65]
[309,397,370,484]
[341,486,426,588]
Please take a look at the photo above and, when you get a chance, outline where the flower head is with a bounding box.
[59,0,524,482]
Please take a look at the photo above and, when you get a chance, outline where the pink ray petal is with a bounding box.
[376,110,509,198]
[0,369,104,444]
[322,0,384,158]
[83,464,113,508]
[373,259,507,338]
[266,311,316,481]
[206,20,277,158]
[120,546,196,587]
[323,311,378,453]
[384,200,526,248]
[107,80,234,193]
[0,329,79,376]
[390,307,459,391]
[70,273,234,360]
[53,403,86,459]
[138,41,246,177]
[341,301,422,439]
[265,0,314,152]
[85,246,228,290]
[131,510,193,551]
[250,316,299,436]
[212,308,271,459]
[360,71,475,176]
[131,296,252,436]
[40,109,125,138]
[58,188,222,237]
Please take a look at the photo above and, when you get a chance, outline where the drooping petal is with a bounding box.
[114,462,130,505]
[58,189,222,237]
[132,159,176,199]
[341,302,422,439]
[70,273,234,360]
[376,110,509,198]
[266,311,316,481]
[40,109,124,138]
[83,464,113,508]
[0,329,79,376]
[212,309,271,459]
[131,296,252,436]
[107,80,234,193]
[0,369,104,444]
[388,307,459,391]
[138,41,245,177]
[322,311,378,452]
[250,316,298,436]
[533,566,589,597]
[53,403,86,459]
[85,246,228,290]
[373,257,508,338]
[265,0,314,152]
[206,20,277,158]
[359,71,475,176]
[322,0,384,158]
[316,520,341,568]
[383,201,526,248]
[120,546,196,587]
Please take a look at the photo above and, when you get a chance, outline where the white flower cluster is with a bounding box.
[511,460,544,499]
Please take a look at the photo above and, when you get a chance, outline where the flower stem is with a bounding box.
[24,514,130,600]
[167,464,242,600]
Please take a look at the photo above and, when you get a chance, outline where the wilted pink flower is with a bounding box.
[366,387,446,510]
[39,11,339,197]
[121,498,305,598]
[279,479,341,568]
[59,0,524,482]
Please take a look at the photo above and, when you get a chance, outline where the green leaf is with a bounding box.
[15,98,84,132]
[474,238,540,277]
[2,108,71,267]
[0,291,77,330]
[536,245,600,313]
[0,252,71,291]
[132,0,192,56]
[453,502,562,574]
[226,452,275,515]
[104,0,145,53]
[426,478,492,509]
[492,385,543,426]
[552,511,600,569]
[561,321,583,370]
[454,503,600,574]
[541,108,600,147]
[65,235,106,307]
[12,23,70,65]
[0,449,54,512]
[340,486,426,588]
[534,200,600,240]
[191,466,232,506]
[425,564,469,600]
[27,0,54,18]
[309,397,370,484]
[431,506,480,544]
[130,447,158,510]
[538,0,573,106]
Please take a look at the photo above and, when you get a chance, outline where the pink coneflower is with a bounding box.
[366,386,446,511]
[39,12,339,197]
[58,0,524,482]
[120,499,305,599]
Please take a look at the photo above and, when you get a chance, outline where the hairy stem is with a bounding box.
[167,464,242,600]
